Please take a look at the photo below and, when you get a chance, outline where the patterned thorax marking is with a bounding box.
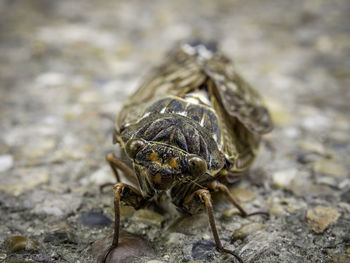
[120,96,224,174]
[142,96,221,144]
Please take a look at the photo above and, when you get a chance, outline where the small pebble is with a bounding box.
[183,244,193,260]
[0,139,10,155]
[3,236,40,253]
[222,207,240,218]
[22,138,57,160]
[269,205,285,216]
[298,141,325,155]
[82,166,112,186]
[36,71,66,86]
[272,169,297,189]
[229,187,256,202]
[132,209,165,228]
[166,232,186,245]
[43,231,76,244]
[0,154,13,172]
[51,149,85,162]
[232,222,265,241]
[80,211,112,227]
[296,152,318,164]
[168,213,208,234]
[145,260,164,263]
[306,206,340,233]
[313,159,347,177]
[33,193,82,217]
[285,204,300,213]
[191,240,216,260]
[91,231,155,263]
[202,233,211,240]
[315,176,338,188]
[264,98,292,125]
[78,91,102,104]
[0,169,49,196]
[329,253,350,263]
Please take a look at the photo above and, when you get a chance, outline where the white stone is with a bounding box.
[81,166,113,186]
[0,154,14,172]
[36,72,66,86]
[272,169,297,189]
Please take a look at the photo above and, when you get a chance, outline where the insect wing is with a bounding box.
[117,49,206,129]
[209,84,260,171]
[203,57,273,135]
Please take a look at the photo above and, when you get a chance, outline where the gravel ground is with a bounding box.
[1,0,350,263]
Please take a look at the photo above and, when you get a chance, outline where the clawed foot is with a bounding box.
[242,210,269,218]
[218,246,244,263]
[99,182,115,193]
[101,245,115,263]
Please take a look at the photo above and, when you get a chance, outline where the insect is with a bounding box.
[102,41,273,263]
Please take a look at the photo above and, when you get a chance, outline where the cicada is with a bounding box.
[102,41,273,263]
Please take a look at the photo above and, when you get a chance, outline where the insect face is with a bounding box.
[125,138,208,192]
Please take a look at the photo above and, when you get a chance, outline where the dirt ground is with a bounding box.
[1,0,350,263]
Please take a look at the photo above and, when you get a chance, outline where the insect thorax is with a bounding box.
[120,96,225,175]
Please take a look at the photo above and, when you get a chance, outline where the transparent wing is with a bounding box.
[208,79,260,171]
[117,48,206,129]
[203,56,273,135]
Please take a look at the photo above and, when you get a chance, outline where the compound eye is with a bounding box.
[188,155,207,176]
[125,139,146,159]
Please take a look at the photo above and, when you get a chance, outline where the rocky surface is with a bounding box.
[1,0,349,262]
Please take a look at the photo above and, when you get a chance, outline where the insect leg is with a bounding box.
[219,170,242,184]
[102,182,145,263]
[191,189,244,263]
[100,153,136,192]
[106,153,137,182]
[209,181,269,217]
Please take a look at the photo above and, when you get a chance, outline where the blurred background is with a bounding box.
[0,0,349,262]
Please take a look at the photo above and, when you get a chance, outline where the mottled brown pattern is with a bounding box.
[116,42,272,173]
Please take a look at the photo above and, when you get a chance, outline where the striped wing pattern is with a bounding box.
[203,56,273,135]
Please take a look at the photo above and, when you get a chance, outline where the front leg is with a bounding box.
[100,153,138,193]
[209,181,269,217]
[183,189,243,263]
[102,182,146,263]
[106,153,138,183]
